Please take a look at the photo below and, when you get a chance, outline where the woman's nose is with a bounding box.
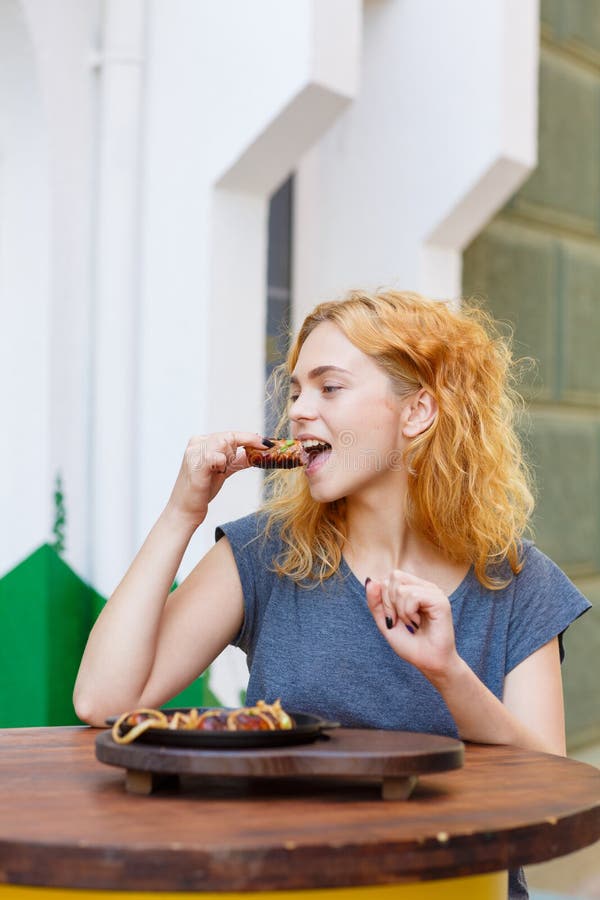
[289,395,317,422]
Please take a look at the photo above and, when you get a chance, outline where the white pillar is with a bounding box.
[90,0,146,595]
[0,0,51,574]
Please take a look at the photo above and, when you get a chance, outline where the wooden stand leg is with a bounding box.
[125,770,180,795]
[382,775,418,800]
[125,769,154,795]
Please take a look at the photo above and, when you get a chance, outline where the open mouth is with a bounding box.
[301,439,332,471]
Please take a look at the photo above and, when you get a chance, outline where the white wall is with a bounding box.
[89,0,146,597]
[293,0,539,320]
[0,0,98,577]
[0,0,51,575]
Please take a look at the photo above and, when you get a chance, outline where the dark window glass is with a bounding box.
[265,176,293,437]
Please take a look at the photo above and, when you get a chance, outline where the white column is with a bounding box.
[21,0,99,577]
[0,0,51,574]
[90,0,146,595]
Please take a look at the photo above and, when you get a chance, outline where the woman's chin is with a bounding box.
[306,478,340,504]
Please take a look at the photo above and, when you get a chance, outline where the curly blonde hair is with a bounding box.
[261,289,534,590]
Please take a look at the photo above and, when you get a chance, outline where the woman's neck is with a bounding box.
[342,490,469,594]
[343,490,420,575]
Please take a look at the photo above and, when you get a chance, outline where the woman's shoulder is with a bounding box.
[517,540,575,585]
[215,510,281,560]
[500,541,591,671]
[215,509,264,543]
[485,539,574,590]
[510,540,591,615]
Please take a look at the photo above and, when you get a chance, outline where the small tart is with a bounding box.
[245,438,306,469]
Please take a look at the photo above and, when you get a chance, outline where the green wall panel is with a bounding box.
[0,547,49,726]
[517,51,600,225]
[464,7,600,748]
[562,579,600,747]
[563,1,600,58]
[462,221,558,398]
[0,546,218,727]
[541,0,562,35]
[0,545,101,727]
[528,413,600,573]
[561,241,600,401]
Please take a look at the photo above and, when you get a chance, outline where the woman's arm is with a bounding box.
[366,571,566,755]
[73,522,244,726]
[427,637,565,755]
[502,638,566,754]
[73,431,266,726]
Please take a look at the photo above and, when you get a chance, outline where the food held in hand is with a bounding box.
[111,699,294,744]
[245,438,307,469]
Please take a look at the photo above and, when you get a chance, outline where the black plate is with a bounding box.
[106,708,340,749]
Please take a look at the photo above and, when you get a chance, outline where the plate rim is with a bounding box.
[105,707,340,747]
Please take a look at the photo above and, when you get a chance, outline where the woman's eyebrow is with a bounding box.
[289,365,352,386]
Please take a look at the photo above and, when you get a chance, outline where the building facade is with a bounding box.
[8,0,595,753]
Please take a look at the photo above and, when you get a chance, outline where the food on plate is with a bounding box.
[244,438,307,469]
[111,699,294,744]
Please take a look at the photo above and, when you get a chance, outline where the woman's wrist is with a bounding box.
[422,652,469,692]
[161,500,205,534]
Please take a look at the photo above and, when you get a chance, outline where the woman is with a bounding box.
[74,289,589,755]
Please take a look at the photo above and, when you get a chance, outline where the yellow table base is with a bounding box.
[0,872,508,900]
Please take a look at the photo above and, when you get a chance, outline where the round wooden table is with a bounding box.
[0,726,599,900]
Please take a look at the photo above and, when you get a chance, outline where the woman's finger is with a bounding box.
[380,578,397,629]
[388,580,441,632]
[230,431,269,450]
[206,450,228,474]
[228,447,252,472]
[365,578,389,630]
[396,591,422,630]
[213,432,268,473]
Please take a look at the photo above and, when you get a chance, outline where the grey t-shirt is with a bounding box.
[216,511,591,735]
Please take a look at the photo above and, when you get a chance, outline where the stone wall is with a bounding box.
[463,0,600,750]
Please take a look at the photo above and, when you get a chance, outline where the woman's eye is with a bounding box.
[322,385,341,394]
[289,394,299,404]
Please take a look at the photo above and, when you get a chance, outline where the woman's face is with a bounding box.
[289,321,413,504]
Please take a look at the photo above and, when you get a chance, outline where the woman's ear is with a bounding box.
[402,389,438,438]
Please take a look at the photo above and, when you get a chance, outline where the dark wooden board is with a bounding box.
[95,726,464,798]
[0,726,599,892]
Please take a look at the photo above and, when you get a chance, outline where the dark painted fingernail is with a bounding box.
[410,620,419,631]
[406,624,415,634]
[385,616,393,630]
[262,438,275,447]
[365,577,371,587]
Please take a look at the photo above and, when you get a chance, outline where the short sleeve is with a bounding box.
[215,512,274,654]
[506,545,592,674]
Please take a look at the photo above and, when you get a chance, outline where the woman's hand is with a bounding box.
[166,431,268,527]
[366,571,566,754]
[365,570,460,681]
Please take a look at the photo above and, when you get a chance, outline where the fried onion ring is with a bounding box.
[110,700,293,743]
[111,708,168,744]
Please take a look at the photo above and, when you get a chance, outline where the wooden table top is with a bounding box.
[1,726,599,892]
